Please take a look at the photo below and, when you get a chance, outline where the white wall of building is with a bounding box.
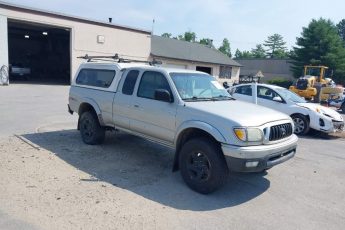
[0,15,8,69]
[0,6,151,80]
[159,58,240,83]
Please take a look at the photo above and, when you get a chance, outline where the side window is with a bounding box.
[122,70,139,95]
[137,71,172,100]
[257,86,278,100]
[76,69,115,88]
[235,85,252,96]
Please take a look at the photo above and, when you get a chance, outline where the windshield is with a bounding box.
[305,67,321,76]
[276,88,306,103]
[170,72,231,101]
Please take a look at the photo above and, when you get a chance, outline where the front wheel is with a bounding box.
[79,111,105,145]
[291,114,310,135]
[179,137,228,194]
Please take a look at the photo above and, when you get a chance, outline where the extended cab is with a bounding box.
[68,58,298,194]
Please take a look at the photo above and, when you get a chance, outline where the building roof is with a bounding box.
[0,1,150,34]
[151,35,242,67]
[236,58,295,82]
[236,58,292,75]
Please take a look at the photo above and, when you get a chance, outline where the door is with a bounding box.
[256,86,288,113]
[130,71,177,143]
[113,69,140,129]
[232,85,253,102]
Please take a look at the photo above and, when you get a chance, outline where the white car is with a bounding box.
[230,83,344,135]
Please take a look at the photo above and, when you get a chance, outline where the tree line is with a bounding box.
[161,32,232,58]
[161,18,345,82]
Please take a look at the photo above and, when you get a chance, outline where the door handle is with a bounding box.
[134,104,140,108]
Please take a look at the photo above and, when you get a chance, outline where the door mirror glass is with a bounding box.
[154,89,173,102]
[273,96,283,102]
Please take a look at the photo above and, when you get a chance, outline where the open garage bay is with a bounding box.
[8,20,70,84]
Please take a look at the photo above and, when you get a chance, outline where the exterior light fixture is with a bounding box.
[42,32,48,35]
[24,35,30,39]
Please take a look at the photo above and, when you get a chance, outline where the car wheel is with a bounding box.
[179,137,228,194]
[79,111,105,145]
[291,114,310,135]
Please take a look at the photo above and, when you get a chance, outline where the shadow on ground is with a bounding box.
[23,130,270,211]
[304,129,345,140]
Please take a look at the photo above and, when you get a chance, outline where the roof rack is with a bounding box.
[77,54,162,66]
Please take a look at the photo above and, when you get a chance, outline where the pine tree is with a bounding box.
[218,38,231,57]
[251,44,266,58]
[291,18,345,83]
[234,49,242,58]
[337,19,345,43]
[264,34,287,58]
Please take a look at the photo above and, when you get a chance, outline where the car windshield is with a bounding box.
[276,88,306,103]
[170,72,232,101]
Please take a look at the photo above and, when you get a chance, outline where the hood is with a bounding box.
[297,103,344,121]
[185,100,290,126]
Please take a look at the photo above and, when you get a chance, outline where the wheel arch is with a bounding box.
[290,112,310,122]
[77,99,104,128]
[172,121,226,172]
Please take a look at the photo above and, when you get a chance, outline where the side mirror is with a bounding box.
[273,96,283,102]
[154,89,173,103]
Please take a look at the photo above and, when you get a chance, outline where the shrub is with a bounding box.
[267,78,293,88]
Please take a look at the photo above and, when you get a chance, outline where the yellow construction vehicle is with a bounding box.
[289,65,343,102]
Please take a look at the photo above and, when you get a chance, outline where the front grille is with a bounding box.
[269,123,293,141]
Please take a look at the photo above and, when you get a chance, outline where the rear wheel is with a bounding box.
[79,111,105,145]
[179,137,228,194]
[291,114,310,135]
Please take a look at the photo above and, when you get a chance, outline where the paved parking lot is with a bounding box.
[0,84,344,230]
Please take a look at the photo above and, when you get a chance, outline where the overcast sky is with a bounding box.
[3,0,345,52]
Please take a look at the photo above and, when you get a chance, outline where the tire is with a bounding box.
[291,114,310,135]
[79,111,105,145]
[179,137,228,194]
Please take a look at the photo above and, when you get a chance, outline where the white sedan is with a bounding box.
[230,83,344,135]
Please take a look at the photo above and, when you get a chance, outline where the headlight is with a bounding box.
[234,127,263,142]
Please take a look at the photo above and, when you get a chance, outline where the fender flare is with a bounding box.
[78,97,105,126]
[174,120,227,147]
[172,120,227,172]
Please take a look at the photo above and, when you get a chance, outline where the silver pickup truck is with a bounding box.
[68,58,298,194]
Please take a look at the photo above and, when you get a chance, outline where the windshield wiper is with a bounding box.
[211,95,235,101]
[184,95,235,101]
[184,96,214,101]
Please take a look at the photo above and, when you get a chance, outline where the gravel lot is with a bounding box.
[0,84,344,230]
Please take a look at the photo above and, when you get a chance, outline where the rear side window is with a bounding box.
[122,70,139,95]
[235,85,252,96]
[137,71,172,100]
[76,69,116,88]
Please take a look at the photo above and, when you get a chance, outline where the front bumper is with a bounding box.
[313,118,345,133]
[221,134,298,172]
[332,120,345,132]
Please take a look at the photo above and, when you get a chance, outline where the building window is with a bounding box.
[219,66,232,79]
